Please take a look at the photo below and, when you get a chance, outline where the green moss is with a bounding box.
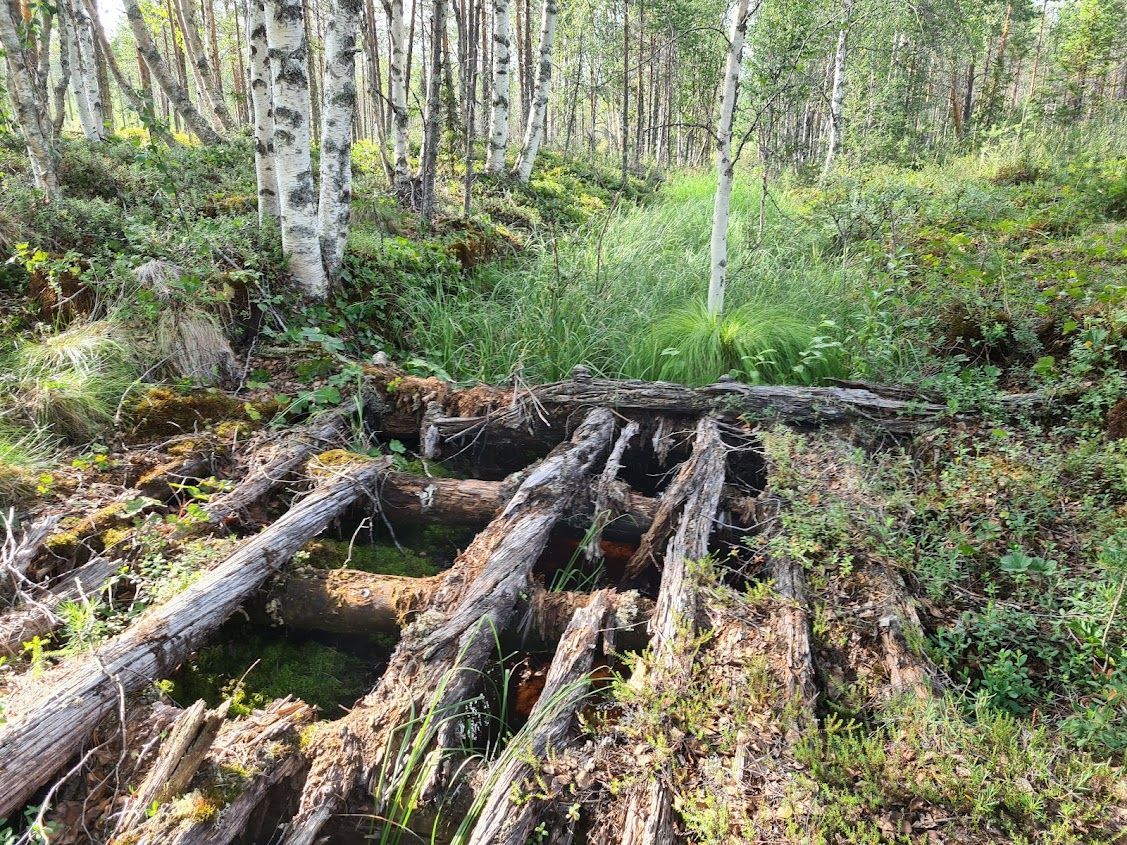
[301,537,444,578]
[167,627,374,717]
[129,386,246,439]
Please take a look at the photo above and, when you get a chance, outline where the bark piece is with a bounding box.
[281,408,617,845]
[466,590,617,844]
[0,456,389,818]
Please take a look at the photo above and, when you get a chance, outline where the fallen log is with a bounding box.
[112,699,230,836]
[1,514,60,597]
[258,566,653,650]
[876,565,940,699]
[202,400,367,527]
[366,365,949,449]
[0,556,117,656]
[771,551,819,736]
[614,417,727,845]
[0,455,390,818]
[282,408,618,845]
[122,697,314,845]
[465,590,617,845]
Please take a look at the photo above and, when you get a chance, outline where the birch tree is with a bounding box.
[123,0,224,143]
[512,0,559,182]
[318,0,361,281]
[174,0,236,131]
[64,0,106,140]
[486,0,513,172]
[820,0,854,183]
[265,0,328,297]
[419,0,448,224]
[707,0,754,317]
[247,0,280,221]
[388,0,411,187]
[0,0,60,199]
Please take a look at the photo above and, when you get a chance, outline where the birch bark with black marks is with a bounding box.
[52,4,72,133]
[512,0,557,182]
[0,0,59,199]
[707,0,752,316]
[124,0,224,143]
[388,0,410,186]
[317,0,359,279]
[65,0,106,140]
[485,0,512,172]
[174,0,236,131]
[819,0,853,183]
[247,0,280,221]
[419,0,447,224]
[265,0,329,297]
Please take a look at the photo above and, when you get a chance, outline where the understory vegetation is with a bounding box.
[1,120,1127,841]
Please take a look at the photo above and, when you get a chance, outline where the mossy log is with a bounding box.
[0,456,389,818]
[258,566,653,650]
[282,409,618,845]
[0,556,117,656]
[121,697,314,845]
[465,590,618,845]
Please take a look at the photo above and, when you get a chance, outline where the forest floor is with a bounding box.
[0,130,1126,843]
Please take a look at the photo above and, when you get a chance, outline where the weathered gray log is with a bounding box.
[466,590,617,845]
[876,565,940,699]
[365,365,948,446]
[614,417,727,845]
[202,400,367,527]
[124,698,314,845]
[259,566,653,650]
[2,515,60,596]
[112,699,229,836]
[0,556,117,656]
[772,549,818,736]
[0,456,389,818]
[282,409,618,845]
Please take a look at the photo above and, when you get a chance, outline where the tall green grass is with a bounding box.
[406,170,853,385]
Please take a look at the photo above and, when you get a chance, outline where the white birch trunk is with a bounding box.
[62,3,99,139]
[0,0,60,198]
[123,0,225,143]
[707,0,753,317]
[247,0,280,221]
[512,0,557,183]
[317,0,360,280]
[70,0,106,139]
[388,0,410,186]
[819,0,853,183]
[265,0,328,297]
[485,0,512,173]
[175,0,236,131]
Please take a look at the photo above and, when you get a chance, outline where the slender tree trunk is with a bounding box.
[175,0,236,130]
[318,0,360,281]
[485,0,512,172]
[961,59,975,132]
[462,0,479,213]
[984,2,1012,127]
[65,0,106,140]
[819,0,852,183]
[621,0,629,183]
[303,0,321,141]
[52,5,72,133]
[124,0,224,142]
[419,0,447,224]
[247,0,279,220]
[512,0,557,182]
[265,0,328,296]
[0,0,60,198]
[707,0,752,317]
[389,0,410,185]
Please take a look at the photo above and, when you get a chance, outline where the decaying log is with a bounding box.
[0,456,390,818]
[2,514,60,596]
[771,551,818,735]
[616,417,727,845]
[259,566,653,650]
[124,698,314,845]
[876,565,940,698]
[283,409,618,845]
[0,556,117,656]
[202,400,366,527]
[587,421,640,557]
[112,699,230,836]
[366,365,948,449]
[466,590,617,845]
